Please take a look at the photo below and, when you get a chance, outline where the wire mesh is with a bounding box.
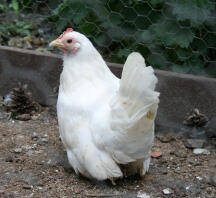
[0,0,216,77]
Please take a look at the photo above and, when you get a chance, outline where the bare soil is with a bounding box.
[0,107,215,198]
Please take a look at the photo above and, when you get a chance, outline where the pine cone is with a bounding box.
[183,108,208,127]
[3,84,41,120]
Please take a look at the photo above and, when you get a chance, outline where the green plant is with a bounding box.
[48,0,216,77]
[0,21,32,37]
[1,0,216,78]
[9,0,35,13]
[0,0,7,11]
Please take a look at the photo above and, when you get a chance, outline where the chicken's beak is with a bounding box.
[49,39,65,48]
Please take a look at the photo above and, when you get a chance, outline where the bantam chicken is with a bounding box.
[50,28,160,183]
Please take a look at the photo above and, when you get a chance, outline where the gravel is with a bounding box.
[0,107,215,198]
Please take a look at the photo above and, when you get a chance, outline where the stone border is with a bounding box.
[1,45,216,134]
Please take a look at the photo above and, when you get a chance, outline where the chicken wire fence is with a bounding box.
[0,0,216,77]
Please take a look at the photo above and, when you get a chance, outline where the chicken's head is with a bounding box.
[49,28,86,54]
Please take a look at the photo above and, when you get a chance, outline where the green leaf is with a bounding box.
[149,53,167,68]
[23,24,31,29]
[109,13,123,26]
[169,0,214,27]
[171,64,191,73]
[94,34,109,47]
[150,19,194,48]
[141,30,153,43]
[73,10,88,24]
[23,29,31,36]
[172,54,205,75]
[117,49,130,58]
[9,0,19,13]
[150,0,164,6]
[176,48,192,61]
[0,4,6,10]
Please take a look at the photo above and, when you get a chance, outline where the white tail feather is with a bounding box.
[108,52,159,163]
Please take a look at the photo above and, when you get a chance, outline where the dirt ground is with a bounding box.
[0,106,216,198]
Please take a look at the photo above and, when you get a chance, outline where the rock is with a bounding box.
[23,40,32,49]
[8,37,23,48]
[32,114,40,120]
[15,114,31,121]
[33,38,42,46]
[21,145,32,151]
[162,188,173,195]
[137,192,151,198]
[32,132,39,140]
[5,156,13,162]
[13,148,22,153]
[193,148,210,155]
[196,176,203,181]
[172,148,187,158]
[35,47,51,53]
[184,139,205,149]
[24,36,32,43]
[162,170,168,174]
[41,138,48,143]
[151,149,162,158]
[156,133,174,143]
[188,159,201,166]
[205,171,216,187]
[23,185,32,189]
[0,190,16,198]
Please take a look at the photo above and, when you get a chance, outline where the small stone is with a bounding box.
[23,185,32,189]
[74,189,81,194]
[13,148,22,153]
[162,188,172,195]
[162,169,168,174]
[8,37,23,48]
[32,132,39,140]
[35,47,51,53]
[184,139,205,149]
[151,149,162,158]
[33,38,42,45]
[174,150,187,158]
[5,156,13,162]
[193,148,210,155]
[188,159,201,166]
[137,192,150,198]
[26,150,34,156]
[23,40,32,49]
[196,176,203,181]
[24,36,32,43]
[21,145,32,151]
[15,114,31,121]
[156,133,174,143]
[32,115,39,120]
[205,172,216,187]
[41,138,48,143]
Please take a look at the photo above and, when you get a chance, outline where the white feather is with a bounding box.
[57,31,159,180]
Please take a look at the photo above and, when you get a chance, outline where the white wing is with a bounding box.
[92,52,159,164]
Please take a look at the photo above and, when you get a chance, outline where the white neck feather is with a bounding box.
[60,41,114,92]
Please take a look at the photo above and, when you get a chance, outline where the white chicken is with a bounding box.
[50,28,160,183]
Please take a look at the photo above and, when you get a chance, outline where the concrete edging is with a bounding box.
[1,45,216,134]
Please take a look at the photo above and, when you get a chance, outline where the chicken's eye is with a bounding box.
[67,39,73,44]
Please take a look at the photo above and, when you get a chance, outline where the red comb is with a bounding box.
[58,28,74,39]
